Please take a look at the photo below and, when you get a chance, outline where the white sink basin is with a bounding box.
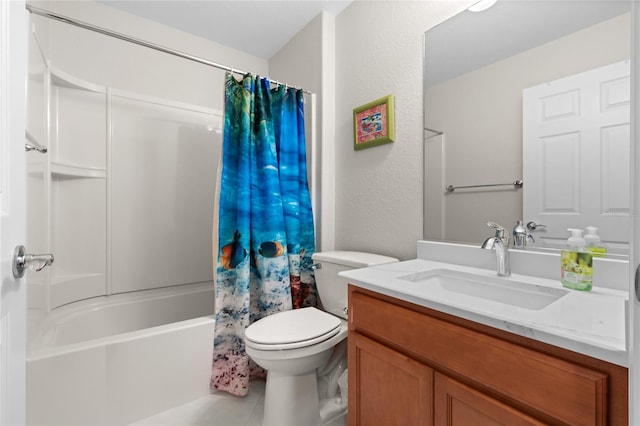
[397,268,568,310]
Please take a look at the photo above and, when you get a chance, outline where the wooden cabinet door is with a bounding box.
[349,332,433,426]
[434,373,546,426]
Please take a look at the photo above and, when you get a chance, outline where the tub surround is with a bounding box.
[340,240,628,366]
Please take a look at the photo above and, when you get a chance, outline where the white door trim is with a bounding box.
[0,1,27,424]
[629,3,639,425]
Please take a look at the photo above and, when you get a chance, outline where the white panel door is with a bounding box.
[523,61,631,251]
[0,1,27,425]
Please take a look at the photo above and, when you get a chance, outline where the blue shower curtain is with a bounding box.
[211,73,317,396]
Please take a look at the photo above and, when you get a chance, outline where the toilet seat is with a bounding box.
[245,307,342,351]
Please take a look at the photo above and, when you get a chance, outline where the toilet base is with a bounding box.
[319,397,347,426]
[263,370,321,426]
[322,411,347,426]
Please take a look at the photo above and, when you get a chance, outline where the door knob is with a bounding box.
[12,245,54,279]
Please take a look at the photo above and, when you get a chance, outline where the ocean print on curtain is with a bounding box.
[211,73,317,396]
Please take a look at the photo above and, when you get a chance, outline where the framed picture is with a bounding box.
[353,94,395,150]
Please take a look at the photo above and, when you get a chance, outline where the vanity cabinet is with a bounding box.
[348,286,628,426]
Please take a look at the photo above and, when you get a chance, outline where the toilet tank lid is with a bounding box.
[312,251,398,268]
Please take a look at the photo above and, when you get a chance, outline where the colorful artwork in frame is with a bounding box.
[353,94,395,150]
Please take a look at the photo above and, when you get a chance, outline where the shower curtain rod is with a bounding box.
[25,4,313,95]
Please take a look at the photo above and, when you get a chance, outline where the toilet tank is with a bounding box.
[311,251,398,319]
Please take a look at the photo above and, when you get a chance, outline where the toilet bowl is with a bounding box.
[246,308,348,426]
[244,251,398,426]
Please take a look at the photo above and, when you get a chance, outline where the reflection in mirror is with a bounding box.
[423,0,632,254]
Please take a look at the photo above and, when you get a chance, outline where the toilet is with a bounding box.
[244,251,398,426]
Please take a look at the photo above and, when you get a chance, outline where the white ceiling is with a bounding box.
[98,0,352,59]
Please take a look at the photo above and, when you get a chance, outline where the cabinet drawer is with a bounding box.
[350,290,608,425]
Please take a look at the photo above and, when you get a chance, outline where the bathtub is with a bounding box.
[26,282,215,426]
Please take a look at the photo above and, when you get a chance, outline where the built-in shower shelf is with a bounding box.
[51,162,107,178]
[28,69,46,82]
[51,66,106,94]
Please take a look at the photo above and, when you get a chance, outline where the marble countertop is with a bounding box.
[340,258,628,367]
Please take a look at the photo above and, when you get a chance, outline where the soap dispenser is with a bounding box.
[584,226,607,257]
[560,228,592,291]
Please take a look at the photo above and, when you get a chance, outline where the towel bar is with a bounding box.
[445,180,523,192]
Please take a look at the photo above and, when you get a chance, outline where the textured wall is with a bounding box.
[269,13,336,252]
[333,1,472,260]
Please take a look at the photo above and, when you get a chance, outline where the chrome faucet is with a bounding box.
[481,222,511,277]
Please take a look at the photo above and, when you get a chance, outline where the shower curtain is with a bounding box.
[211,73,317,396]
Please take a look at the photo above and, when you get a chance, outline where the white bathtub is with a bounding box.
[26,282,215,426]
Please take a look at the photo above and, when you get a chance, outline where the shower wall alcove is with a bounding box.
[26,50,222,324]
[24,11,234,422]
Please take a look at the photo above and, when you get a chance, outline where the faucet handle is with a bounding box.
[526,221,546,231]
[512,220,529,248]
[487,221,505,235]
[486,221,509,245]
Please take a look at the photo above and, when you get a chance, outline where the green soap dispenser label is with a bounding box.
[588,246,607,257]
[561,250,593,291]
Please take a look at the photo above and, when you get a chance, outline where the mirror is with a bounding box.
[423,0,632,254]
